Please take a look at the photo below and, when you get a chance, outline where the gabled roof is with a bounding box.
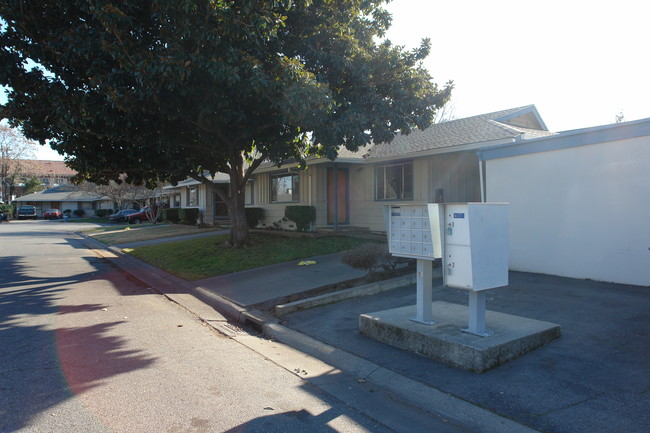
[15,184,110,202]
[164,172,232,189]
[365,105,555,160]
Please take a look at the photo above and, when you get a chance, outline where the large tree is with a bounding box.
[0,0,452,247]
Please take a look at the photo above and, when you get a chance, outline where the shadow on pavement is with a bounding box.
[0,255,156,432]
[283,271,650,433]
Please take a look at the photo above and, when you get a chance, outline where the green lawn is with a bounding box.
[125,232,376,281]
[87,224,220,244]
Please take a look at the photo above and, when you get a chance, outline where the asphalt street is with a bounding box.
[0,220,399,433]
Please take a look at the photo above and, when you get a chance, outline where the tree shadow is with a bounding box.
[223,407,354,433]
[0,255,157,432]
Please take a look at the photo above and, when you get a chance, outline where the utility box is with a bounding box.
[428,203,509,291]
[385,204,440,260]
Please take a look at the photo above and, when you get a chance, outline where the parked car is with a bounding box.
[127,207,153,224]
[108,209,137,223]
[17,205,37,220]
[43,209,63,220]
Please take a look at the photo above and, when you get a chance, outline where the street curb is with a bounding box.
[275,269,442,318]
[262,322,539,433]
[79,232,537,433]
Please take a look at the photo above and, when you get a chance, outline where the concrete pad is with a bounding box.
[359,301,560,373]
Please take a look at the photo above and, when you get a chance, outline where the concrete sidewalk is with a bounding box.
[81,231,649,433]
[194,252,366,307]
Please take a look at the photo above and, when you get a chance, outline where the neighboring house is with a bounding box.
[480,118,650,287]
[163,105,649,286]
[4,160,77,200]
[171,105,554,231]
[26,160,76,188]
[13,184,113,217]
[162,173,249,224]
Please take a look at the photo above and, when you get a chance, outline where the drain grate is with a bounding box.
[220,322,247,334]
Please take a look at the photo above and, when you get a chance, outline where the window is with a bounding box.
[271,173,299,202]
[187,186,198,206]
[375,161,413,200]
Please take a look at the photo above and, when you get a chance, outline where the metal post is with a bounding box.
[463,291,493,337]
[411,259,436,324]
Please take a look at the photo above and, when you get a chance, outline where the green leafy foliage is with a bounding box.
[23,176,44,195]
[162,208,181,223]
[284,205,316,232]
[178,208,200,225]
[0,203,13,216]
[245,207,264,228]
[95,208,114,218]
[0,0,452,247]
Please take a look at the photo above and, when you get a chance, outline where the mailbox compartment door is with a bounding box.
[445,204,470,246]
[445,244,473,289]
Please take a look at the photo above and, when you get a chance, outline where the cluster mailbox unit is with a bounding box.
[385,202,509,336]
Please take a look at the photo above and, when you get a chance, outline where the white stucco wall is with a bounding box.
[486,136,650,286]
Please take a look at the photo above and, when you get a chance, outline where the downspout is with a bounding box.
[478,152,485,203]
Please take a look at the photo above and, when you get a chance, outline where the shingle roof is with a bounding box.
[364,105,555,160]
[12,159,77,177]
[15,184,109,202]
[176,106,556,183]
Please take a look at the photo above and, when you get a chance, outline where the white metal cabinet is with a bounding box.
[428,203,509,291]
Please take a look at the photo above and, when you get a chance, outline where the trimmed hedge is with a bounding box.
[179,208,200,225]
[284,205,316,232]
[162,208,181,223]
[245,207,264,228]
[73,209,85,217]
[95,209,113,218]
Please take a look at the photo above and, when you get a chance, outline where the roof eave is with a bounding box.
[479,117,650,161]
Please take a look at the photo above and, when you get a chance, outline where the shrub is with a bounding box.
[72,209,85,217]
[284,205,316,232]
[245,207,264,228]
[0,204,13,220]
[162,208,181,223]
[341,243,396,277]
[179,208,200,225]
[95,209,113,218]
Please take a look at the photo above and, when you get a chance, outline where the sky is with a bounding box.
[384,0,650,131]
[6,0,650,160]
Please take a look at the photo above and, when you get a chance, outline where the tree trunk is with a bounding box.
[222,153,250,249]
[227,190,249,248]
